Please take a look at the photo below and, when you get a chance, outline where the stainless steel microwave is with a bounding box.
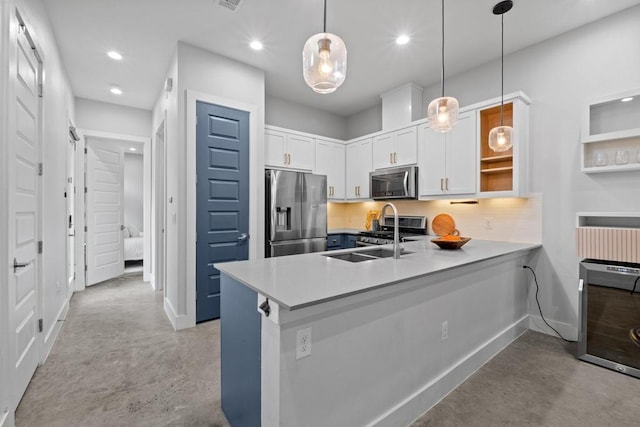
[369,166,418,200]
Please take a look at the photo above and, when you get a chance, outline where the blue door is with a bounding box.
[196,101,250,322]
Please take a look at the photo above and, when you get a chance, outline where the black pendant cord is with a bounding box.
[500,12,504,126]
[441,0,445,98]
[323,0,327,33]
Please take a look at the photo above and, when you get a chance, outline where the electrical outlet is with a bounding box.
[484,217,494,230]
[441,321,448,342]
[296,327,312,359]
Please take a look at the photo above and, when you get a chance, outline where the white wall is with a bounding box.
[265,95,348,140]
[345,103,382,140]
[75,97,151,138]
[123,153,144,232]
[421,6,640,338]
[152,41,265,329]
[1,0,75,423]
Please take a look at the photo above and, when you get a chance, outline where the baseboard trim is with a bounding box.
[0,410,10,427]
[41,299,70,364]
[163,298,193,331]
[369,315,529,427]
[528,314,577,341]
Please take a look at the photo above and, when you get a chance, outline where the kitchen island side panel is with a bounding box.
[221,274,261,427]
[269,253,532,427]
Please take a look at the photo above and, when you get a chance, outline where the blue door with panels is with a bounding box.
[196,101,250,322]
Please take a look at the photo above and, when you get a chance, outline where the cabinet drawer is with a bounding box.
[327,234,343,249]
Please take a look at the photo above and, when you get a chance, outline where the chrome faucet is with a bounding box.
[380,202,401,259]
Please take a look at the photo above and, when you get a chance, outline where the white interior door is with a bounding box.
[9,18,41,406]
[154,122,166,291]
[66,133,76,297]
[86,139,124,286]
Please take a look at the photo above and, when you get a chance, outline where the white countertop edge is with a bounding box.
[217,241,541,311]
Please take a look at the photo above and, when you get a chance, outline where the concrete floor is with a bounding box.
[16,274,640,426]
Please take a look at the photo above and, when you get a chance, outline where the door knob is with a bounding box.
[237,233,249,242]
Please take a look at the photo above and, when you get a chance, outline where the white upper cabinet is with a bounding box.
[265,126,315,171]
[477,92,530,198]
[315,139,346,200]
[346,138,372,200]
[418,112,477,198]
[372,126,417,170]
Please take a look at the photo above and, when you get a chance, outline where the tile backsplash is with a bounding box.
[328,193,542,244]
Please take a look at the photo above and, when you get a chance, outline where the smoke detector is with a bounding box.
[218,0,242,12]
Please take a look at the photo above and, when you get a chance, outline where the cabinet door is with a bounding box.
[446,112,477,195]
[346,138,372,199]
[418,123,447,196]
[287,134,315,171]
[393,126,418,166]
[265,129,287,168]
[316,140,345,200]
[372,132,395,170]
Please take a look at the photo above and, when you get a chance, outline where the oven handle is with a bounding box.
[356,241,379,247]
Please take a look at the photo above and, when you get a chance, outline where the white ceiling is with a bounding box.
[43,0,640,117]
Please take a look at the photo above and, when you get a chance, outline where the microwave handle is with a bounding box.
[403,170,409,195]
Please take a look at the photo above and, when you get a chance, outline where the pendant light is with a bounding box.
[302,0,347,94]
[427,0,458,132]
[488,0,513,152]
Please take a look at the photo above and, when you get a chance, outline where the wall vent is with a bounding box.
[218,0,242,12]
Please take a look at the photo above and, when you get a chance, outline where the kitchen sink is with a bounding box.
[323,248,413,262]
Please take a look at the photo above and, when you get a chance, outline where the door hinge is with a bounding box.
[38,240,43,254]
[84,226,87,232]
[38,319,43,333]
[38,163,43,176]
[84,147,87,154]
[37,83,43,98]
[84,186,87,193]
[85,265,87,272]
[64,191,67,198]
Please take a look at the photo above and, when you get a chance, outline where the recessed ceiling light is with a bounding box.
[110,87,122,95]
[621,97,633,102]
[396,35,410,45]
[129,147,136,151]
[249,40,263,51]
[107,51,122,60]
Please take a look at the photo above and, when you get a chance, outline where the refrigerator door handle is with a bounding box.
[237,233,249,243]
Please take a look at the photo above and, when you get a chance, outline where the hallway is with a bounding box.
[15,275,229,427]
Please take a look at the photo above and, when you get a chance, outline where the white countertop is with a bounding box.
[215,239,540,310]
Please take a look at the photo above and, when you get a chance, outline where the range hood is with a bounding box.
[380,83,424,131]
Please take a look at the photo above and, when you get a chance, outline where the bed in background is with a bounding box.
[123,224,143,261]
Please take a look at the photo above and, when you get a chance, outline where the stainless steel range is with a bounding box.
[357,215,427,246]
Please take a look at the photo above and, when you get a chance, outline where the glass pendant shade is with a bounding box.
[488,125,513,152]
[303,32,347,94]
[427,96,459,132]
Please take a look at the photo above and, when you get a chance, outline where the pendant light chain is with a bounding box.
[323,0,327,33]
[500,12,504,126]
[441,0,445,98]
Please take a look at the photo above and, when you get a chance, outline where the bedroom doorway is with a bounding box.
[81,131,150,287]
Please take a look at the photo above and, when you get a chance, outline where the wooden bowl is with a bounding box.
[431,237,472,249]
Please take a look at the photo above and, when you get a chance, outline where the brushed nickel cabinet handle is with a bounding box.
[284,153,287,164]
[394,152,397,163]
[445,178,449,191]
[440,178,444,191]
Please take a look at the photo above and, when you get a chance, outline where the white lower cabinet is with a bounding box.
[346,138,372,199]
[418,111,477,198]
[315,139,345,200]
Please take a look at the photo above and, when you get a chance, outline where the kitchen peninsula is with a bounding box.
[216,239,540,427]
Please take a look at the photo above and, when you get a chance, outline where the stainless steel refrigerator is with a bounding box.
[265,170,327,257]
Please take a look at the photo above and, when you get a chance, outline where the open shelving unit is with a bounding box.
[479,103,514,192]
[581,89,640,173]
